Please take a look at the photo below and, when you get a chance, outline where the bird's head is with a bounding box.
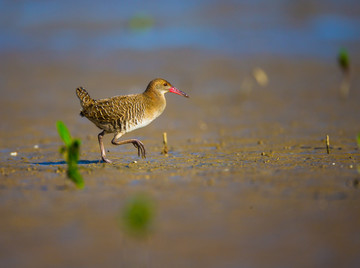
[145,78,189,98]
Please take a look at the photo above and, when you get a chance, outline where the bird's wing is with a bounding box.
[82,94,144,124]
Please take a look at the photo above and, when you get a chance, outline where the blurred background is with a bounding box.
[1,0,359,57]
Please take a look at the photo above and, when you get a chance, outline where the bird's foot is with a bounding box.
[101,156,112,163]
[132,140,146,159]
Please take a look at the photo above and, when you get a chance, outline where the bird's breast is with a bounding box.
[128,101,165,132]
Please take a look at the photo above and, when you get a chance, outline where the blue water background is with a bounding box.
[0,0,359,58]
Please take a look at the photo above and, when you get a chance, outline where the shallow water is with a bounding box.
[1,0,359,58]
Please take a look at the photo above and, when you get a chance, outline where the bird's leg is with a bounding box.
[111,133,146,159]
[98,130,112,163]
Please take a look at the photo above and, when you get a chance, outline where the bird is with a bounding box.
[76,78,189,163]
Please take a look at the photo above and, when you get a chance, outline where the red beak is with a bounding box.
[169,87,189,98]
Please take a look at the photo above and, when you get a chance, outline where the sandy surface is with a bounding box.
[1,49,360,268]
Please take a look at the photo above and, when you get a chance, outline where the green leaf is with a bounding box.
[56,121,84,189]
[121,194,154,237]
[357,133,360,148]
[67,166,84,189]
[129,13,154,31]
[56,121,72,147]
[338,48,350,72]
[66,139,83,188]
[67,139,81,165]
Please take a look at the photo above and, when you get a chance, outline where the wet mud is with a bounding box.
[1,48,360,268]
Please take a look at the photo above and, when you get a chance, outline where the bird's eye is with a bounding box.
[163,83,168,86]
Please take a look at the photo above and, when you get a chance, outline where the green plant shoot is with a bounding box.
[56,120,72,147]
[357,133,360,149]
[120,194,154,237]
[56,121,84,189]
[129,13,154,31]
[338,48,350,73]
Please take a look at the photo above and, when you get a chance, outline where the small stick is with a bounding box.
[162,132,168,155]
[326,135,330,154]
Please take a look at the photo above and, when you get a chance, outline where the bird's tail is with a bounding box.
[76,87,94,108]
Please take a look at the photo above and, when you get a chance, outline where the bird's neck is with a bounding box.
[143,89,166,118]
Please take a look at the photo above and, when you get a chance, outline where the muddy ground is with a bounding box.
[0,49,360,268]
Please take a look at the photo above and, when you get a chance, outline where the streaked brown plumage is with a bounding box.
[76,78,189,163]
